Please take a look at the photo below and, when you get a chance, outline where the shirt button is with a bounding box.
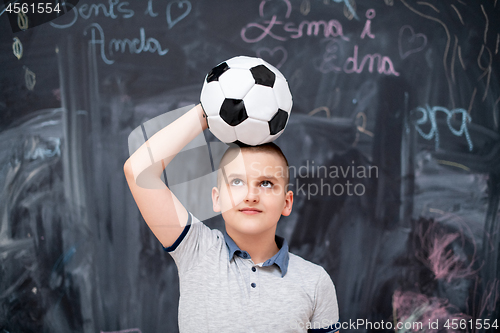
[252,267,256,272]
[251,283,256,288]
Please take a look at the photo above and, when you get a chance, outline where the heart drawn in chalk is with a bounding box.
[256,47,288,69]
[398,25,428,59]
[167,0,192,29]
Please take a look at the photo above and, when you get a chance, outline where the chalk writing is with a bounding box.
[283,19,348,40]
[79,2,134,20]
[83,23,168,65]
[12,37,23,60]
[49,0,182,26]
[49,1,77,28]
[413,105,473,151]
[345,45,399,75]
[241,0,348,43]
[49,1,191,64]
[241,16,286,42]
[243,2,401,76]
[109,28,169,56]
[145,0,158,17]
[317,39,399,76]
[360,9,375,39]
[398,25,427,59]
[50,0,135,28]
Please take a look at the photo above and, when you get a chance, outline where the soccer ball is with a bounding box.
[200,56,293,146]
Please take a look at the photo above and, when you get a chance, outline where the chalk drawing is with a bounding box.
[300,0,311,15]
[17,11,28,30]
[23,66,36,91]
[256,46,288,68]
[398,25,428,59]
[166,0,191,29]
[101,329,142,333]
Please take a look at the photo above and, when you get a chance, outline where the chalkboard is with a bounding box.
[1,0,499,332]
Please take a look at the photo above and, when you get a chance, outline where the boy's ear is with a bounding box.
[281,190,293,217]
[212,187,221,212]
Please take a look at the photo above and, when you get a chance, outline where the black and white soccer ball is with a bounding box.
[200,56,293,146]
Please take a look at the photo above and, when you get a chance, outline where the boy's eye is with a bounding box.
[230,178,244,186]
[261,180,273,188]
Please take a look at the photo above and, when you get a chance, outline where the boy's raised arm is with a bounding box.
[123,104,208,248]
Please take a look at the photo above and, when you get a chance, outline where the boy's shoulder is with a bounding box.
[287,251,331,281]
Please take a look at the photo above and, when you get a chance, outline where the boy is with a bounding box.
[123,104,339,332]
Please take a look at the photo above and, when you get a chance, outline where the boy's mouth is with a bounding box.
[239,207,262,215]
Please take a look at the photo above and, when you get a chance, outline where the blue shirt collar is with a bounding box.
[224,232,289,277]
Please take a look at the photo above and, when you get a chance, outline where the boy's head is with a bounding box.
[212,142,293,236]
[216,142,290,189]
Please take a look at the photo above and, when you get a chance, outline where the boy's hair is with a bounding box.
[217,142,290,190]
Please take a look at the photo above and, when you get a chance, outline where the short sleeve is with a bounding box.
[164,212,221,274]
[309,269,340,332]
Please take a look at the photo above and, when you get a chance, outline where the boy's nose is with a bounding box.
[244,186,260,203]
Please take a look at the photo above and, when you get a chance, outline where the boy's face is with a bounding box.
[212,150,293,236]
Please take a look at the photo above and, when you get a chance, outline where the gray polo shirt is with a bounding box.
[164,213,340,333]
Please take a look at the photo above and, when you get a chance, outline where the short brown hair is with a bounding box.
[217,142,290,189]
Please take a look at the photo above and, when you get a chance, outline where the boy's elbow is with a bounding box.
[123,159,133,178]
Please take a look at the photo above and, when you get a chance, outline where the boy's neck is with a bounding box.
[226,228,280,264]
